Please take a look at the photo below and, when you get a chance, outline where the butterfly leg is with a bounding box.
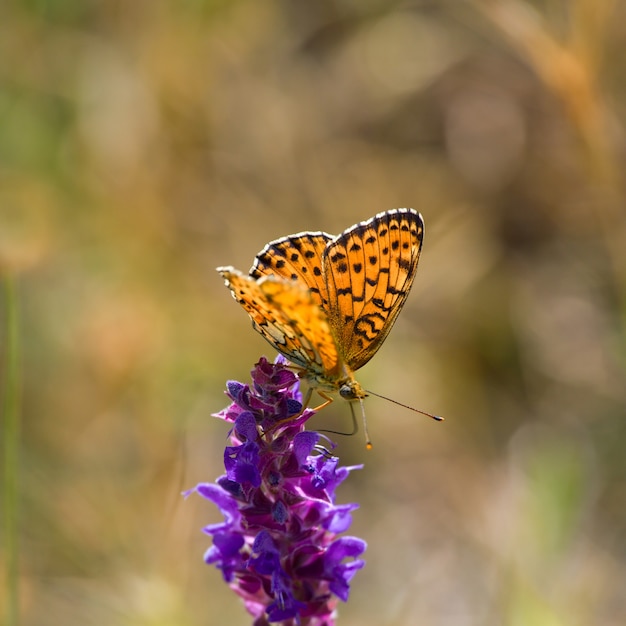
[261,386,313,442]
[312,390,334,412]
[280,365,335,413]
[282,387,334,418]
[262,387,335,442]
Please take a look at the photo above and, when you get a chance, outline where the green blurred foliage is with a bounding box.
[1,0,625,624]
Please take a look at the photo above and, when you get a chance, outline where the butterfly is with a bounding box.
[217,209,438,442]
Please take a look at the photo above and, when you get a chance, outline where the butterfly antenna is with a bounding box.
[365,389,444,422]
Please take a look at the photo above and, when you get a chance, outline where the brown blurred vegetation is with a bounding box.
[1,1,625,625]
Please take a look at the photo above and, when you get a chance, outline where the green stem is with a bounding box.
[2,275,20,626]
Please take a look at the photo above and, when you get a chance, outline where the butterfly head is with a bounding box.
[338,379,368,401]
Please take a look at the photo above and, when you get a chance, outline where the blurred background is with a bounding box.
[1,1,625,624]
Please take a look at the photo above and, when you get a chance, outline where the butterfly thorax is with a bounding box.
[300,364,368,401]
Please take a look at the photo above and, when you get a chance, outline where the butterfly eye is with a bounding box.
[339,382,366,400]
[339,384,354,399]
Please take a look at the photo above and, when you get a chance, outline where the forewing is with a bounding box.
[322,208,424,370]
[249,232,333,308]
[217,266,339,375]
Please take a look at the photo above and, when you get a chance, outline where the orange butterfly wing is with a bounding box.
[322,209,424,370]
[217,267,340,377]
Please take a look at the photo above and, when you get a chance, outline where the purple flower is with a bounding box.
[185,357,366,625]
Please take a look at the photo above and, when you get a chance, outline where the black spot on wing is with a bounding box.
[249,231,334,308]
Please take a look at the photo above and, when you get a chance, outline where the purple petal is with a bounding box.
[235,411,259,441]
[193,483,241,533]
[266,570,306,621]
[326,537,367,562]
[272,500,288,524]
[224,442,261,487]
[250,531,281,576]
[293,431,320,465]
[213,531,245,558]
[324,503,359,533]
[226,380,247,402]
